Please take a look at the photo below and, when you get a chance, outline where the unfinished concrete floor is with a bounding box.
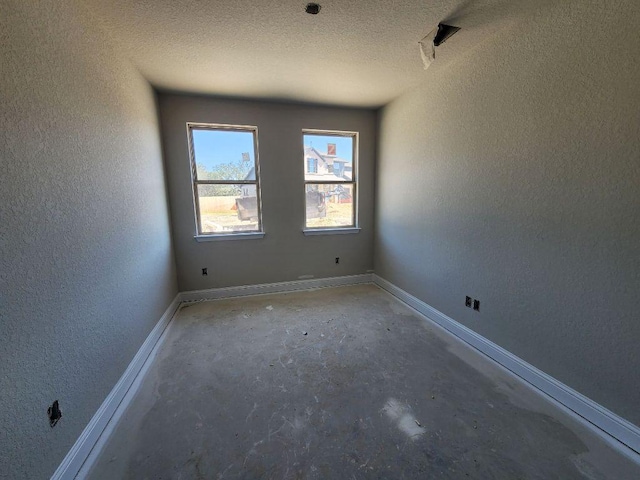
[87,284,640,479]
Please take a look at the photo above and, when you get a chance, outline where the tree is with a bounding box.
[197,160,251,196]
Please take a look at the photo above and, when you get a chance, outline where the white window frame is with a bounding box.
[302,129,360,235]
[186,123,264,241]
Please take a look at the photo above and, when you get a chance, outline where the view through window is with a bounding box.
[187,124,262,235]
[303,130,357,229]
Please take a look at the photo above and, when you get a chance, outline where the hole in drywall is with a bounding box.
[305,3,321,15]
[433,23,461,47]
[48,400,62,428]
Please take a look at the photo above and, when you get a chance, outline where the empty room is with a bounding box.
[1,0,639,479]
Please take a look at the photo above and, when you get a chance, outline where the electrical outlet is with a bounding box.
[202,268,208,276]
[473,299,480,311]
[335,257,340,264]
[465,296,472,308]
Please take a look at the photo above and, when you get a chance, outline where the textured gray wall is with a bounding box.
[375,1,640,425]
[0,1,177,478]
[159,94,376,291]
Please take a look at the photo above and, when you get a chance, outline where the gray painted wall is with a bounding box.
[159,94,376,291]
[375,1,640,425]
[0,1,177,478]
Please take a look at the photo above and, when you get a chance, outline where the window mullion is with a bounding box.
[196,180,257,185]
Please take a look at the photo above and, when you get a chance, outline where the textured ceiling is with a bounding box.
[84,0,540,107]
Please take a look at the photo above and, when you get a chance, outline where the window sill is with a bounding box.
[303,228,361,236]
[194,232,265,242]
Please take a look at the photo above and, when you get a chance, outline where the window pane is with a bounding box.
[305,184,354,228]
[197,184,259,233]
[192,129,256,181]
[303,134,353,182]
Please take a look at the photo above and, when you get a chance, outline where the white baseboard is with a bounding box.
[373,274,640,458]
[179,273,373,303]
[50,294,181,480]
[53,274,373,479]
[56,273,638,479]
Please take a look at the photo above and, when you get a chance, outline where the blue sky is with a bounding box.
[192,129,354,170]
[304,134,353,162]
[192,129,255,171]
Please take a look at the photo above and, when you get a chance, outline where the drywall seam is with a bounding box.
[50,295,181,480]
[179,274,374,302]
[373,275,640,460]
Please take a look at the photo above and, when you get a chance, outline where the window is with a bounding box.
[307,157,318,174]
[303,130,358,231]
[187,123,263,237]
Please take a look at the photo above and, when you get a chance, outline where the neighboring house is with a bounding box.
[241,147,351,188]
[236,146,352,222]
[304,145,353,206]
[304,146,352,181]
